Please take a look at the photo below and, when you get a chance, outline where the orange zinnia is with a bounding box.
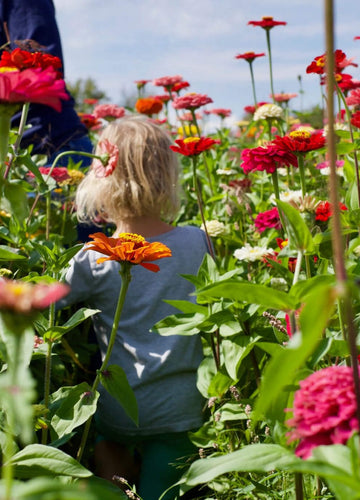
[135,96,163,116]
[85,232,172,272]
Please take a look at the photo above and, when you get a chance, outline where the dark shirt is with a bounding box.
[0,0,88,156]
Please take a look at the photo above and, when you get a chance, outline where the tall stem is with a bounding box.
[297,154,307,198]
[76,263,132,462]
[248,62,258,107]
[265,30,275,102]
[271,170,286,237]
[192,156,214,260]
[324,0,360,431]
[41,301,56,445]
[4,103,30,180]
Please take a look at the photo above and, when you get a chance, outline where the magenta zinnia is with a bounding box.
[254,207,281,232]
[272,130,325,153]
[286,365,360,459]
[240,144,297,174]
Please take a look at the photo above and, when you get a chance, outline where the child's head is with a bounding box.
[76,115,180,224]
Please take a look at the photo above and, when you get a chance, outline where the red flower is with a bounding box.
[78,112,102,130]
[351,110,360,128]
[206,108,232,118]
[172,93,213,110]
[235,51,265,63]
[272,130,325,153]
[0,67,68,111]
[315,200,348,221]
[83,97,99,105]
[134,79,151,89]
[28,166,70,183]
[92,139,119,178]
[170,137,220,156]
[254,207,281,232]
[171,81,190,93]
[244,101,269,114]
[346,88,360,106]
[307,49,355,75]
[248,16,287,30]
[135,96,163,116]
[0,48,62,76]
[240,144,298,174]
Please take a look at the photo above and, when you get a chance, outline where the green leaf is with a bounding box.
[3,180,29,221]
[277,200,314,253]
[50,382,99,439]
[100,365,138,425]
[152,312,205,336]
[252,283,337,423]
[197,281,298,311]
[44,308,100,342]
[162,300,208,314]
[6,444,92,478]
[222,336,260,380]
[56,244,83,270]
[0,245,26,261]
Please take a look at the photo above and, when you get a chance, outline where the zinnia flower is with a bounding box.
[58,169,85,186]
[253,103,283,121]
[351,110,360,129]
[240,144,297,174]
[234,243,275,262]
[85,232,172,272]
[254,207,281,232]
[92,139,119,178]
[306,49,350,75]
[83,97,99,105]
[235,51,265,63]
[0,66,68,111]
[346,88,360,106]
[0,48,62,75]
[135,96,163,116]
[315,200,347,221]
[200,220,227,237]
[272,130,325,153]
[286,365,360,459]
[248,16,287,30]
[0,278,69,315]
[134,79,151,89]
[206,108,232,119]
[93,104,126,120]
[171,81,190,93]
[28,166,70,183]
[272,92,298,103]
[77,112,102,130]
[152,75,183,87]
[170,137,220,156]
[172,93,213,110]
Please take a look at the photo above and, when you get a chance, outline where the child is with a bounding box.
[60,115,210,500]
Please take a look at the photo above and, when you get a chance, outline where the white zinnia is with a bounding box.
[201,220,227,237]
[216,168,237,176]
[253,103,283,121]
[233,243,275,262]
[270,189,303,205]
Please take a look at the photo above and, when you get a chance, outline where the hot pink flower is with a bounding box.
[152,75,183,87]
[172,93,213,110]
[92,139,119,178]
[0,278,69,314]
[0,66,68,111]
[254,207,281,232]
[240,144,298,174]
[286,365,360,458]
[93,103,126,120]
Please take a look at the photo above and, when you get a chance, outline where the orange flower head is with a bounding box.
[135,97,163,116]
[85,232,172,272]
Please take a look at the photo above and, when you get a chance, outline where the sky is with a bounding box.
[53,0,360,125]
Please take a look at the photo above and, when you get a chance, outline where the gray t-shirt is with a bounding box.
[60,225,209,436]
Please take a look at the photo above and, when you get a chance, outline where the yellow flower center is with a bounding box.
[183,137,201,144]
[289,130,311,140]
[0,66,19,73]
[316,56,325,67]
[262,16,273,20]
[117,233,145,244]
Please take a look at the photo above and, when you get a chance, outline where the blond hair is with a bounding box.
[76,115,180,223]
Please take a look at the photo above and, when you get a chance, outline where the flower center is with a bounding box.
[262,16,273,20]
[289,130,311,140]
[0,66,19,73]
[183,137,201,144]
[117,233,145,244]
[316,56,325,67]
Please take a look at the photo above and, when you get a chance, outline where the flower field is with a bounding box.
[1,2,360,500]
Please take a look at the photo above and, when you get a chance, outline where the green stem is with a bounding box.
[271,170,286,237]
[4,103,30,180]
[41,301,56,445]
[266,29,275,102]
[76,263,132,462]
[297,154,307,198]
[45,192,51,240]
[248,61,258,107]
[0,111,12,177]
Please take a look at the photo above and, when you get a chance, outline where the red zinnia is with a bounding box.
[170,137,220,156]
[0,48,62,76]
[351,110,360,129]
[248,16,287,30]
[135,96,163,116]
[78,112,102,130]
[272,130,325,153]
[240,144,297,175]
[172,93,213,110]
[307,49,354,75]
[315,200,347,222]
[28,166,70,183]
[235,51,265,63]
[171,81,190,93]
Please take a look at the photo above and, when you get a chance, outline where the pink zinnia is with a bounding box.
[286,365,360,459]
[152,75,183,87]
[206,108,232,118]
[92,139,119,178]
[93,104,125,120]
[254,207,281,232]
[0,66,68,111]
[240,144,298,174]
[272,93,298,103]
[172,93,213,110]
[346,88,360,106]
